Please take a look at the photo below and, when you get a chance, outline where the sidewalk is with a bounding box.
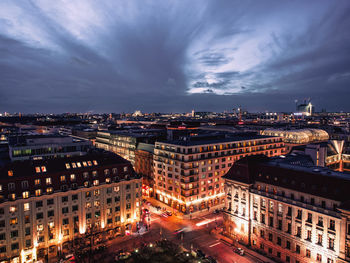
[213,231,276,263]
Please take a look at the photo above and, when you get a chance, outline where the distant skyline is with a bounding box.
[1,0,350,113]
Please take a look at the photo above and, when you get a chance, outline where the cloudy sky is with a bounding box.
[0,0,349,113]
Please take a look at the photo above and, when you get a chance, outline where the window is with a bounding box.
[21,181,29,189]
[36,213,43,220]
[35,189,42,196]
[60,175,66,182]
[62,207,69,214]
[286,241,291,249]
[46,177,52,185]
[24,203,30,211]
[92,171,97,177]
[11,243,19,251]
[9,205,17,213]
[36,201,43,208]
[65,163,71,169]
[93,180,99,186]
[72,194,78,200]
[317,253,322,262]
[329,219,335,231]
[317,234,323,245]
[22,191,29,199]
[62,218,69,225]
[306,230,312,241]
[70,174,76,181]
[329,237,334,250]
[8,183,15,191]
[112,168,117,174]
[25,227,30,236]
[318,216,324,227]
[94,190,100,196]
[277,237,281,245]
[48,210,54,217]
[72,205,78,212]
[47,199,54,205]
[307,213,312,223]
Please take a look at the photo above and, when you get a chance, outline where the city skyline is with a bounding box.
[1,1,350,113]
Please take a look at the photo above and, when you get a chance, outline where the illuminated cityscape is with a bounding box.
[1,1,350,263]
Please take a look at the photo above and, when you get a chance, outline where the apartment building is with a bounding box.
[154,134,284,216]
[0,152,142,263]
[223,154,350,263]
[95,129,164,164]
[8,134,92,161]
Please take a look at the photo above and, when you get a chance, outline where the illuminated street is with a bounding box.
[100,208,274,263]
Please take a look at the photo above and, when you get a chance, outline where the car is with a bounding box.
[165,211,172,216]
[161,212,169,218]
[233,247,245,256]
[196,249,205,258]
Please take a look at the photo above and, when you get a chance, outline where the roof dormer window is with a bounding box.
[8,170,13,177]
[65,163,71,169]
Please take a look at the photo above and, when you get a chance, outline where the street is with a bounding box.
[96,206,266,263]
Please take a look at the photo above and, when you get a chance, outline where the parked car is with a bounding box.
[233,247,245,256]
[161,212,169,218]
[165,211,172,216]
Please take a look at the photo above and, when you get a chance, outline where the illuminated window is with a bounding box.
[46,187,53,194]
[10,218,18,225]
[93,160,98,165]
[0,185,2,192]
[34,179,41,185]
[35,189,42,196]
[72,163,77,168]
[22,191,29,199]
[35,167,41,173]
[37,224,44,232]
[94,190,100,196]
[41,166,46,172]
[9,193,16,200]
[65,163,71,169]
[93,180,99,186]
[92,171,97,177]
[104,169,110,176]
[114,186,120,192]
[8,170,13,177]
[60,175,66,182]
[9,206,17,213]
[123,166,128,172]
[87,161,92,166]
[46,177,52,185]
[76,162,81,168]
[70,174,76,181]
[94,201,100,207]
[106,178,111,183]
[24,203,30,211]
[83,172,89,179]
[82,162,87,167]
[86,202,92,209]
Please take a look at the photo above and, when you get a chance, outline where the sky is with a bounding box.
[0,0,350,113]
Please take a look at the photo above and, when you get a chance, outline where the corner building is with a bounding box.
[154,135,284,215]
[0,152,142,263]
[223,155,350,263]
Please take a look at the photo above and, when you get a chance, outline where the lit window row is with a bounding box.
[65,160,98,169]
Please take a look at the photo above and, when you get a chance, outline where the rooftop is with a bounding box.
[224,154,350,203]
[158,134,280,147]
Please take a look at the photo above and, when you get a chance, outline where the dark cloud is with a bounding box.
[0,0,349,113]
